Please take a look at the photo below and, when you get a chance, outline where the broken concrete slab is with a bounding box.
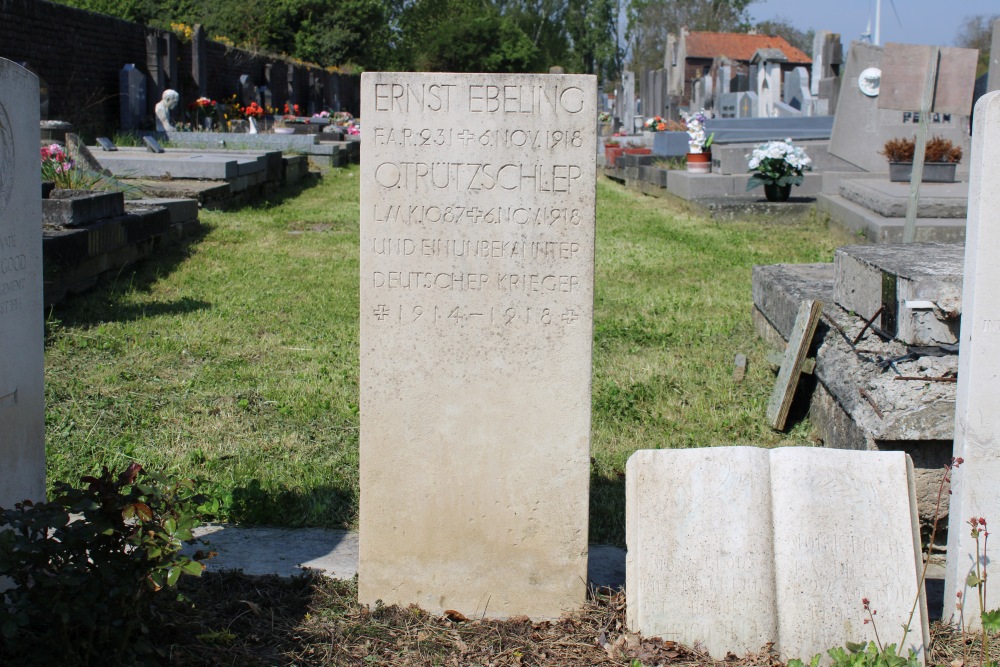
[834,243,964,346]
[42,189,124,227]
[840,180,969,219]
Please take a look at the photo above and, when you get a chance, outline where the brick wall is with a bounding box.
[0,0,361,136]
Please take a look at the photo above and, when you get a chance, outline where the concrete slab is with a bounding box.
[126,198,199,224]
[752,263,835,339]
[835,243,964,346]
[817,193,968,244]
[95,152,260,180]
[840,180,969,219]
[163,131,320,150]
[186,524,626,590]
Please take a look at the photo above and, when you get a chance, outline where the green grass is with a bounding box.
[44,169,836,545]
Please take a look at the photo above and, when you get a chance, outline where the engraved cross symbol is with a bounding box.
[458,130,476,146]
[561,309,580,324]
[374,305,390,321]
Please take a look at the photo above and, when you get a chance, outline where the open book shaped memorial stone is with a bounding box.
[626,447,929,663]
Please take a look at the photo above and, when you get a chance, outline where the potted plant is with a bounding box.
[682,110,714,173]
[598,111,612,136]
[881,136,962,183]
[746,139,812,201]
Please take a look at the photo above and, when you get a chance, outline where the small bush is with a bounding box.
[0,464,217,666]
[881,135,962,163]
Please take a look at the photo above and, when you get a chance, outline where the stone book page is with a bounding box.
[627,447,928,662]
[770,448,928,662]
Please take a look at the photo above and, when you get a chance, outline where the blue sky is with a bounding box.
[750,0,999,47]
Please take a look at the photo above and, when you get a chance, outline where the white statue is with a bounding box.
[154,89,179,132]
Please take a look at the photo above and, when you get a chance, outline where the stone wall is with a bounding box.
[0,0,360,136]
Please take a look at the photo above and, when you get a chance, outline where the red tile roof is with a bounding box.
[685,32,812,64]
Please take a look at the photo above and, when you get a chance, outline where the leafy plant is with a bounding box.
[745,139,812,190]
[0,464,218,666]
[880,135,963,163]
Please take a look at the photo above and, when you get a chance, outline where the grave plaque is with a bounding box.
[627,447,929,661]
[830,42,973,174]
[359,72,596,618]
[119,64,146,131]
[944,90,1000,629]
[0,58,45,509]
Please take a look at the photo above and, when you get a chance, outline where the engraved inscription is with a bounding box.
[373,161,583,193]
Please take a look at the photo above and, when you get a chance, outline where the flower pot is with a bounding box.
[624,147,652,155]
[764,183,792,202]
[686,152,711,174]
[605,145,624,165]
[888,162,957,183]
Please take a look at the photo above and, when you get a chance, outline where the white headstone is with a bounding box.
[627,447,929,662]
[811,31,832,96]
[0,58,45,509]
[622,70,636,134]
[359,72,597,619]
[783,66,813,113]
[944,90,1000,630]
[757,61,782,117]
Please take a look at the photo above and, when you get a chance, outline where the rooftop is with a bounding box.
[685,32,812,64]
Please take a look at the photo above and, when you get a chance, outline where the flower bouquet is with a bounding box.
[746,138,812,201]
[643,116,668,132]
[188,97,217,129]
[681,110,713,154]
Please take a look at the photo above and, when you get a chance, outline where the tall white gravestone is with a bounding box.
[944,90,1000,629]
[359,73,597,618]
[0,58,45,509]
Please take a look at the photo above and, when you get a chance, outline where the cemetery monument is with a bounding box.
[0,58,45,509]
[358,72,597,618]
[154,88,179,132]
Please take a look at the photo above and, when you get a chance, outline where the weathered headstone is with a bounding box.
[191,25,207,98]
[622,70,636,132]
[987,18,1000,93]
[829,42,973,174]
[736,91,758,118]
[718,92,738,119]
[0,58,45,509]
[783,66,813,113]
[944,90,1000,630]
[119,64,146,131]
[627,447,929,661]
[811,31,832,96]
[753,49,786,117]
[359,72,597,619]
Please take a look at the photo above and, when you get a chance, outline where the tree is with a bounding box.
[755,16,813,55]
[955,14,999,78]
[628,0,757,73]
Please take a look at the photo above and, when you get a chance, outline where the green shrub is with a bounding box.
[0,464,217,666]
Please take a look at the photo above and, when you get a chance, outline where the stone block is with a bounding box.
[126,198,199,225]
[42,189,125,227]
[751,263,834,339]
[834,243,964,346]
[626,447,928,661]
[359,72,596,619]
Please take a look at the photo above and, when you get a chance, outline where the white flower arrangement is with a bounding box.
[681,109,713,153]
[746,138,813,190]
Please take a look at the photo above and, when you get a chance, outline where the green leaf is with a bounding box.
[967,572,982,587]
[166,566,181,587]
[746,175,767,191]
[182,559,206,576]
[981,607,1000,631]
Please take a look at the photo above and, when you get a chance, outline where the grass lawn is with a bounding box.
[44,168,835,546]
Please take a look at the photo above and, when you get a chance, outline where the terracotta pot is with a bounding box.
[624,147,652,155]
[686,152,711,174]
[764,183,792,202]
[605,145,624,165]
